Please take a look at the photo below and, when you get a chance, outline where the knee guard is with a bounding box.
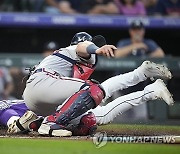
[72,112,97,136]
[48,81,105,126]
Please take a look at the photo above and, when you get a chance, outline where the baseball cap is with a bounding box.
[130,20,144,29]
[44,41,59,51]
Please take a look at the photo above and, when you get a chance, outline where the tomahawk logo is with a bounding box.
[78,36,86,42]
[93,132,107,148]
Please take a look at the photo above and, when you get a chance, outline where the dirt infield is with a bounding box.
[1,124,180,139]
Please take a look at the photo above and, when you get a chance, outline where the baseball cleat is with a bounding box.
[38,118,72,137]
[7,111,38,134]
[145,79,174,106]
[140,61,172,80]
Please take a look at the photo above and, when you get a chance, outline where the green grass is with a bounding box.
[0,124,180,154]
[97,124,180,135]
[0,138,180,154]
[98,124,180,131]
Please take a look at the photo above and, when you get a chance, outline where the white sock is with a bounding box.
[7,116,20,127]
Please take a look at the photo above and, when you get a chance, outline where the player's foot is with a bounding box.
[38,118,72,137]
[144,79,174,106]
[7,111,38,134]
[140,61,172,80]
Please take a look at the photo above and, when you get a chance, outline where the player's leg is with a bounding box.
[5,101,44,134]
[0,100,29,129]
[11,77,100,135]
[0,108,20,127]
[23,75,86,116]
[91,79,174,125]
[101,61,172,100]
[0,100,42,134]
[38,80,105,137]
[7,103,97,136]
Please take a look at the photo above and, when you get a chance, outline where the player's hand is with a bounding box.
[96,45,117,58]
[132,43,147,50]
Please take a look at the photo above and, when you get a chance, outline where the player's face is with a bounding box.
[129,28,145,42]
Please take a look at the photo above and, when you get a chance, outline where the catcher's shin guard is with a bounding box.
[48,81,105,126]
[72,112,97,136]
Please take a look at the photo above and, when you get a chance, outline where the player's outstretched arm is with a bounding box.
[96,45,117,58]
[76,41,117,58]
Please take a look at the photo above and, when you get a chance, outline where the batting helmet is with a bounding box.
[70,32,107,47]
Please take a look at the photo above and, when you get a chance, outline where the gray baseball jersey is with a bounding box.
[35,45,96,77]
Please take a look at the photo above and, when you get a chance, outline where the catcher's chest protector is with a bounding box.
[52,52,95,80]
[73,64,95,80]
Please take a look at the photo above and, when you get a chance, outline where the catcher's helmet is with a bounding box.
[70,32,92,46]
[70,32,107,47]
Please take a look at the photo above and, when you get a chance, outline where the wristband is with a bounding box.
[86,44,99,54]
